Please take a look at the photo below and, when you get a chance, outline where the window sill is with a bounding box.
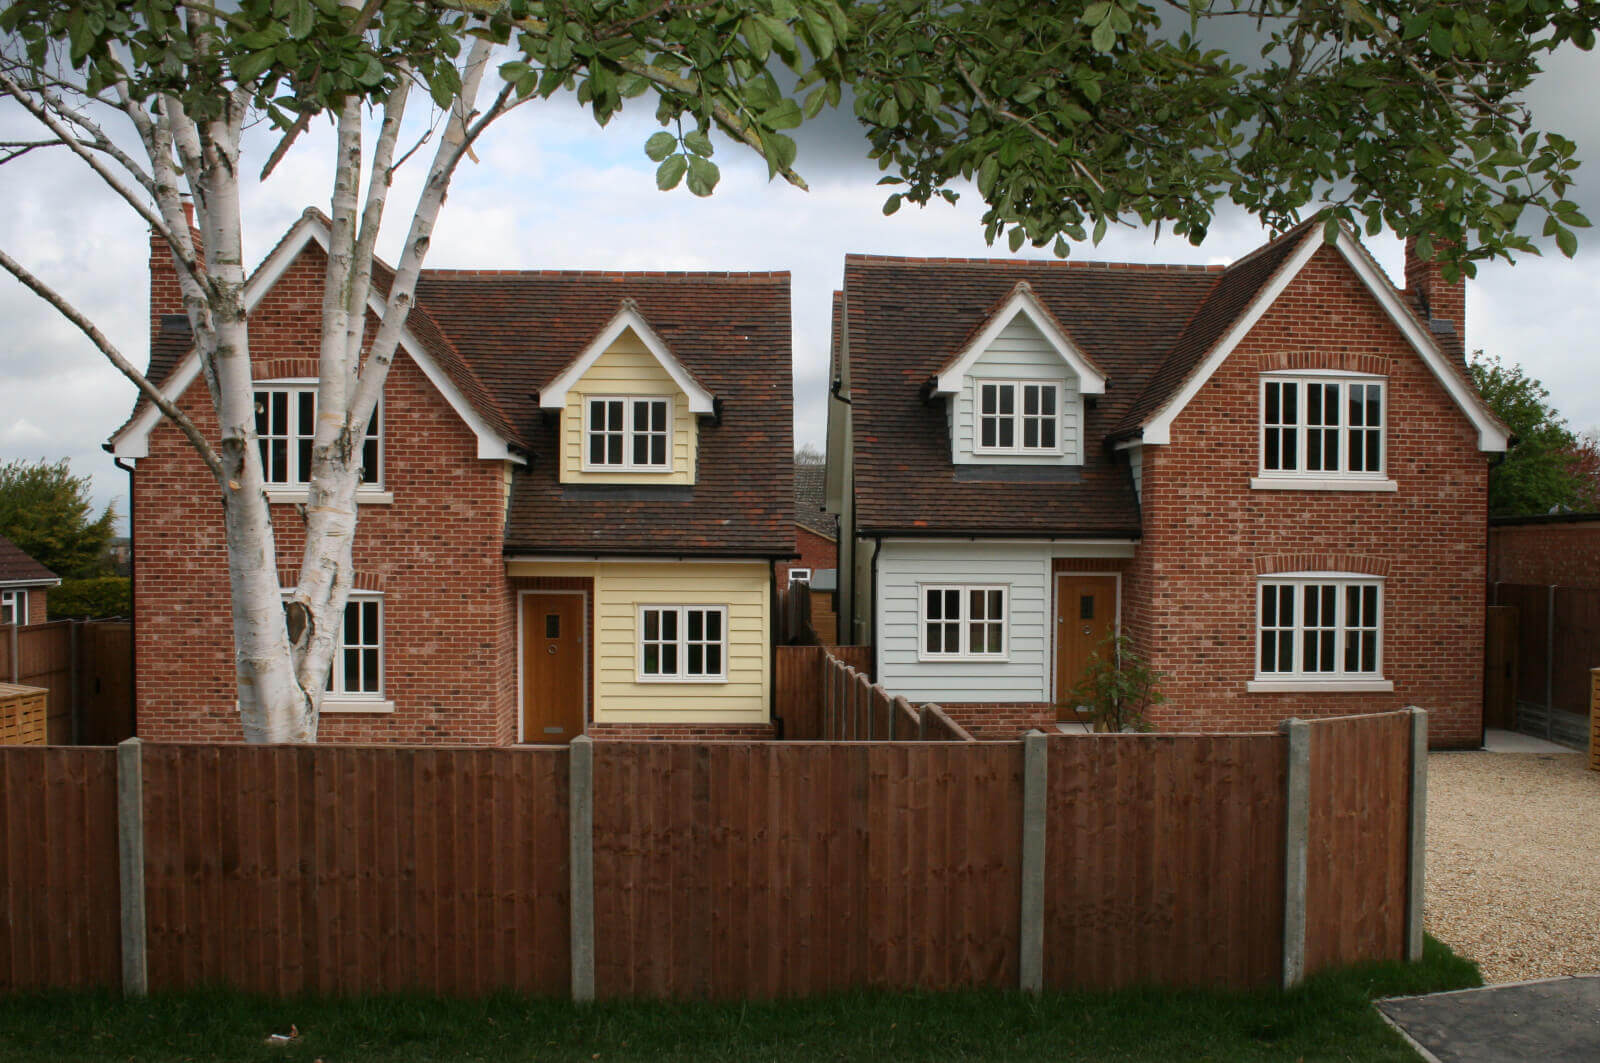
[635,676,730,685]
[917,654,1011,664]
[265,487,394,505]
[1247,679,1393,693]
[320,698,396,714]
[1250,477,1397,493]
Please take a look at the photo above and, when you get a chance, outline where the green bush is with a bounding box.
[47,577,130,620]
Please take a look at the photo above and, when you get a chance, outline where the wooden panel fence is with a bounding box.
[0,709,1425,1000]
[1303,712,1411,976]
[0,620,133,745]
[775,644,969,742]
[0,747,121,990]
[1491,582,1600,748]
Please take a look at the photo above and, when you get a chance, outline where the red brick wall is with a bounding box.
[940,703,1056,740]
[777,524,836,587]
[134,243,515,744]
[1489,521,1600,589]
[1128,245,1489,749]
[26,588,47,625]
[586,723,777,741]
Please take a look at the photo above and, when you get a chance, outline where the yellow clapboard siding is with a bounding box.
[507,560,770,725]
[560,330,697,485]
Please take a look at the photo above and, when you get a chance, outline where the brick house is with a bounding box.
[0,535,58,625]
[782,463,840,642]
[826,222,1506,746]
[111,209,793,744]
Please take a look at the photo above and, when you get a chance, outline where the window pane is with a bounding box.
[1023,420,1038,448]
[997,385,1014,415]
[1265,382,1280,424]
[706,645,721,675]
[981,384,996,415]
[926,588,942,621]
[1265,431,1280,470]
[632,432,649,466]
[270,440,288,480]
[661,610,677,640]
[1040,388,1056,415]
[988,590,1003,618]
[688,610,703,640]
[643,611,658,640]
[644,644,659,674]
[1261,584,1276,626]
[661,644,677,674]
[361,436,378,483]
[546,614,560,639]
[297,439,313,483]
[344,649,359,690]
[706,611,721,640]
[589,433,606,465]
[997,419,1014,448]
[927,623,943,653]
[362,651,379,692]
[1041,419,1056,448]
[1282,384,1297,424]
[969,589,986,619]
[650,435,667,465]
[607,434,623,464]
[1023,387,1038,416]
[688,644,704,675]
[254,392,269,435]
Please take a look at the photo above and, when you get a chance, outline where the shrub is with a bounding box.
[47,576,130,620]
[1069,633,1166,733]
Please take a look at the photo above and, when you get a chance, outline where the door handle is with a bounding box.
[547,645,558,655]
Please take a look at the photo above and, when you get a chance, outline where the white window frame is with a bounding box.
[0,589,26,626]
[974,380,1063,455]
[636,604,729,683]
[254,380,387,501]
[280,590,393,713]
[917,583,1010,662]
[582,395,673,472]
[1249,573,1392,692]
[788,568,812,588]
[1254,373,1395,491]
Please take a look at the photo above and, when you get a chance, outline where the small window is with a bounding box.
[920,584,1008,660]
[1079,594,1095,620]
[545,614,561,639]
[788,567,812,588]
[639,605,728,681]
[1261,376,1385,479]
[1257,576,1382,681]
[586,396,671,471]
[254,384,380,487]
[977,381,1061,454]
[0,589,26,626]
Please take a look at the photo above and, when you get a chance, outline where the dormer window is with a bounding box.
[586,397,670,470]
[978,381,1059,453]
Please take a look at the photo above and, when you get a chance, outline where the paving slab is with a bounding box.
[1481,728,1574,754]
[1376,976,1600,1063]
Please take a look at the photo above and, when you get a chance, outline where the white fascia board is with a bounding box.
[538,304,715,414]
[110,213,522,463]
[1138,228,1323,446]
[1137,225,1509,453]
[1,578,62,589]
[933,286,1107,396]
[1332,229,1508,452]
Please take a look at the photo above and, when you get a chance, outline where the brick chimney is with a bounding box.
[149,199,201,362]
[1403,235,1465,341]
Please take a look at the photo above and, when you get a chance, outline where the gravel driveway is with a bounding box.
[1427,751,1600,984]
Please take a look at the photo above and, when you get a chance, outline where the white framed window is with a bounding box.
[638,605,728,681]
[919,584,1008,660]
[585,396,671,471]
[1253,575,1388,690]
[977,381,1060,453]
[329,595,384,698]
[1259,375,1386,480]
[788,568,812,587]
[254,383,380,487]
[0,589,26,626]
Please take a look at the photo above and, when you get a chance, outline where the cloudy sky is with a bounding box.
[2,37,1598,527]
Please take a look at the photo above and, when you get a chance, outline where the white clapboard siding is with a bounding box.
[875,540,1051,703]
[951,316,1083,465]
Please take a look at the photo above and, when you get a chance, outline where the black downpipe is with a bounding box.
[112,452,137,738]
[869,535,882,682]
[769,557,781,739]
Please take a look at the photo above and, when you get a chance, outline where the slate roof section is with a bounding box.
[842,254,1221,537]
[794,464,837,539]
[0,535,57,585]
[415,269,795,556]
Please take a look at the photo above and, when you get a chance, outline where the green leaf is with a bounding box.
[1083,2,1111,26]
[1091,20,1116,53]
[656,154,687,191]
[1556,224,1578,258]
[1008,226,1026,252]
[801,8,835,59]
[1322,216,1340,244]
[883,193,902,216]
[288,0,314,39]
[976,155,999,197]
[684,129,713,157]
[685,155,719,197]
[764,98,803,131]
[645,131,678,162]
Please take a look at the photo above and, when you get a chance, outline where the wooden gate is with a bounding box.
[1484,605,1517,731]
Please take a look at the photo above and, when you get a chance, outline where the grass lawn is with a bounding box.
[0,938,1477,1062]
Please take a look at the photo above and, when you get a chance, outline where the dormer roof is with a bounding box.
[932,280,1107,395]
[538,299,716,414]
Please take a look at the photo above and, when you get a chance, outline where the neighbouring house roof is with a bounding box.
[116,211,795,558]
[416,269,794,557]
[842,254,1221,537]
[794,464,837,539]
[0,535,58,586]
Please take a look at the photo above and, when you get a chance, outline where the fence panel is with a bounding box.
[1554,588,1600,714]
[590,741,1024,999]
[0,747,121,990]
[775,646,827,740]
[140,743,570,997]
[1042,733,1287,990]
[82,622,134,745]
[1304,712,1410,976]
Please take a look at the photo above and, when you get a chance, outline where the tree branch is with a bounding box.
[0,246,224,480]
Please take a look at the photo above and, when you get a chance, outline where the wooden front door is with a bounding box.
[521,593,586,744]
[1054,575,1118,721]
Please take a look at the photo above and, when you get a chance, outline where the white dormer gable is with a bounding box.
[938,283,1105,467]
[933,282,1106,398]
[539,300,714,414]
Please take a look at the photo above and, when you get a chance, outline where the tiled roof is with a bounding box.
[0,535,56,584]
[794,464,836,539]
[842,254,1222,537]
[415,269,795,556]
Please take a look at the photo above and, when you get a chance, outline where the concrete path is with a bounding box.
[1377,976,1600,1063]
[1481,728,1575,754]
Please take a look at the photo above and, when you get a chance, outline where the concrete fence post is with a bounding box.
[1019,730,1049,994]
[844,667,858,739]
[1280,718,1310,990]
[116,737,148,996]
[1405,707,1428,963]
[823,656,835,739]
[568,735,596,1003]
[1546,586,1557,740]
